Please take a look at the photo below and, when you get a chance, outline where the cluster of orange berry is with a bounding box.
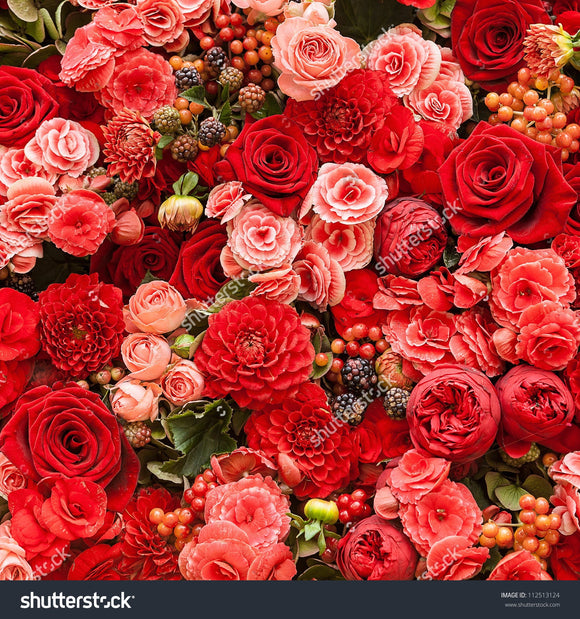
[148,506,203,552]
[484,68,580,161]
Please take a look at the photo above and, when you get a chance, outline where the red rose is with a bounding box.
[407,364,501,463]
[67,544,123,580]
[0,359,32,415]
[188,145,221,187]
[0,382,139,511]
[551,532,580,580]
[563,162,580,234]
[337,515,418,580]
[0,289,40,361]
[488,549,552,580]
[440,123,575,243]
[169,219,229,302]
[558,11,580,35]
[215,115,318,217]
[451,0,550,91]
[0,66,59,147]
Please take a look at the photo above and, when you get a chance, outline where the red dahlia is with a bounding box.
[284,69,396,165]
[119,488,181,580]
[38,273,124,378]
[194,296,314,410]
[245,382,359,499]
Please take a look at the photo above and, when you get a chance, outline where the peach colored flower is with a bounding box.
[425,536,489,581]
[125,281,187,335]
[373,486,400,520]
[0,177,56,239]
[0,521,34,581]
[550,483,580,535]
[232,0,286,21]
[365,24,441,97]
[249,264,301,304]
[110,377,162,422]
[387,449,450,504]
[550,452,580,490]
[305,215,374,271]
[272,16,362,101]
[111,209,145,246]
[173,0,221,27]
[373,275,422,311]
[206,182,252,223]
[25,118,99,178]
[136,0,185,47]
[121,333,172,381]
[211,448,277,484]
[92,4,146,50]
[0,226,43,272]
[304,162,388,225]
[293,240,345,310]
[220,245,246,279]
[456,233,514,276]
[438,48,465,83]
[227,201,303,272]
[488,549,552,580]
[247,544,296,580]
[492,328,520,365]
[0,452,27,499]
[0,148,57,196]
[161,360,205,405]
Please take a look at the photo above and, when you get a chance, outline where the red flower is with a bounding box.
[551,531,580,580]
[563,162,580,233]
[425,536,489,580]
[488,549,552,580]
[210,448,277,484]
[194,296,314,410]
[245,382,359,498]
[38,273,124,377]
[0,359,32,415]
[67,544,124,580]
[119,488,181,580]
[247,544,296,581]
[0,289,40,361]
[284,69,396,165]
[0,382,139,512]
[103,109,160,184]
[552,234,580,270]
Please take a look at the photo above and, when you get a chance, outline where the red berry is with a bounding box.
[549,513,562,530]
[519,509,536,524]
[202,469,216,483]
[215,14,230,28]
[359,343,376,360]
[346,341,360,357]
[191,523,204,537]
[351,489,367,502]
[230,12,243,26]
[331,339,346,354]
[519,494,536,510]
[206,482,218,491]
[219,27,235,42]
[343,327,355,342]
[174,523,190,539]
[337,494,351,508]
[361,504,372,517]
[149,508,165,525]
[191,497,205,512]
[233,26,246,39]
[339,510,350,523]
[349,501,364,517]
[193,480,208,496]
[544,529,560,545]
[331,358,344,373]
[200,36,215,50]
[375,338,388,353]
[184,488,195,504]
[535,514,551,531]
[522,536,539,553]
[162,512,179,528]
[321,548,336,563]
[352,323,369,340]
[368,326,382,341]
[157,523,173,537]
[523,523,537,537]
[535,497,550,515]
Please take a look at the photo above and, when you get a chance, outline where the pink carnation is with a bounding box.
[387,449,450,504]
[550,452,580,490]
[0,148,57,196]
[173,0,221,27]
[135,0,185,47]
[0,177,56,239]
[92,4,146,51]
[456,233,514,276]
[249,264,301,304]
[206,182,251,223]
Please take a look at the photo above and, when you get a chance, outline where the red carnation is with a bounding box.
[194,296,314,410]
[245,382,359,498]
[38,273,124,378]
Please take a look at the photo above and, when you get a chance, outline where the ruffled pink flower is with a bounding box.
[365,24,441,97]
[425,536,489,581]
[136,0,185,47]
[304,162,388,224]
[111,378,163,423]
[0,521,34,581]
[488,550,552,581]
[456,233,514,275]
[25,118,99,178]
[247,544,296,581]
[249,264,300,304]
[0,177,56,239]
[206,182,251,223]
[227,201,303,272]
[111,209,145,246]
[161,360,205,405]
[550,452,580,490]
[121,332,172,381]
[0,148,57,195]
[550,484,580,535]
[373,275,422,311]
[175,0,220,27]
[92,4,146,51]
[0,452,27,499]
[211,448,277,485]
[304,215,374,271]
[0,227,42,272]
[387,449,450,504]
[438,48,465,83]
[293,240,346,310]
[233,0,286,22]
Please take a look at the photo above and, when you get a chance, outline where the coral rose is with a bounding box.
[135,0,185,47]
[1,177,56,239]
[0,521,34,581]
[205,181,251,223]
[387,449,450,504]
[121,333,172,381]
[110,378,162,422]
[488,550,552,580]
[161,360,205,405]
[0,289,40,362]
[0,452,27,498]
[249,265,300,304]
[551,483,580,535]
[125,280,187,335]
[425,536,489,581]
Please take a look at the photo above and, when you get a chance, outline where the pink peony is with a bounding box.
[0,452,27,499]
[0,521,34,581]
[247,544,296,580]
[125,281,187,335]
[0,148,58,195]
[304,162,388,224]
[0,177,56,239]
[161,360,205,405]
[135,0,185,47]
[456,233,514,275]
[110,377,163,423]
[425,536,489,580]
[92,4,146,51]
[121,332,172,381]
[550,452,580,490]
[387,449,451,504]
[249,265,301,304]
[205,181,251,223]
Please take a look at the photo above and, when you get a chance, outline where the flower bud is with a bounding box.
[111,209,144,246]
[171,334,197,359]
[375,348,414,390]
[158,195,203,233]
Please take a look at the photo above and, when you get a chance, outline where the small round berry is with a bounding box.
[359,343,376,360]
[231,12,243,26]
[514,527,527,543]
[518,68,531,84]
[349,501,364,517]
[315,353,329,367]
[512,99,524,112]
[566,123,580,139]
[262,31,274,46]
[191,523,204,537]
[519,494,536,510]
[523,523,537,537]
[557,131,573,148]
[522,536,539,553]
[331,339,346,354]
[346,341,360,357]
[482,522,499,538]
[219,27,235,42]
[174,523,190,539]
[174,539,187,552]
[337,494,351,508]
[536,540,552,558]
[339,510,350,523]
[484,92,500,111]
[189,102,205,116]
[243,36,258,50]
[560,76,575,94]
[351,489,367,502]
[264,18,278,32]
[552,113,567,129]
[248,69,263,83]
[157,523,173,537]
[538,99,555,114]
[244,50,259,65]
[532,106,547,122]
[261,78,275,91]
[352,323,369,340]
[525,126,538,140]
[536,117,552,131]
[368,326,382,341]
[231,40,244,55]
[193,480,208,495]
[361,504,372,517]
[331,358,344,373]
[544,529,560,545]
[215,14,230,28]
[191,496,205,512]
[535,76,549,90]
[162,512,179,528]
[200,36,215,50]
[519,510,536,525]
[207,482,218,491]
[149,508,165,525]
[184,488,195,504]
[535,497,550,515]
[375,339,389,353]
[343,327,355,342]
[495,527,514,548]
[179,508,194,525]
[497,106,513,122]
[511,117,527,132]
[522,89,539,106]
[202,469,216,483]
[321,548,336,563]
[536,130,553,144]
[258,46,273,63]
[498,92,514,107]
[549,513,562,530]
[169,56,184,71]
[535,514,551,531]
[179,109,193,125]
[479,535,496,548]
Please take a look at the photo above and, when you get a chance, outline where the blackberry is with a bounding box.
[170,134,198,162]
[206,47,229,76]
[219,67,244,92]
[500,443,541,467]
[198,117,226,147]
[153,105,182,134]
[124,421,152,449]
[113,180,139,201]
[331,392,368,426]
[5,272,38,301]
[175,66,202,92]
[238,84,266,114]
[341,357,378,394]
[383,387,410,420]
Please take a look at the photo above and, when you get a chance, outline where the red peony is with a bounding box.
[38,273,124,377]
[0,289,40,361]
[67,544,123,580]
[488,549,552,580]
[194,296,314,410]
[245,382,359,498]
[119,487,181,580]
[0,382,139,511]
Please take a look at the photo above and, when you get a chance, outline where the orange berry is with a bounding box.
[244,50,259,65]
[243,36,258,50]
[513,541,524,551]
[174,97,190,110]
[519,494,536,510]
[515,527,527,543]
[523,523,537,537]
[552,113,567,129]
[482,522,499,538]
[174,523,190,539]
[157,523,173,537]
[544,529,560,545]
[262,31,274,46]
[262,78,275,91]
[538,99,555,114]
[556,131,573,148]
[231,56,247,71]
[315,353,329,367]
[532,106,548,121]
[549,513,562,530]
[497,106,513,122]
[149,508,165,525]
[258,46,273,63]
[264,18,278,32]
[570,139,580,153]
[226,125,239,140]
[488,113,500,125]
[566,123,580,139]
[549,68,561,83]
[479,534,496,548]
[511,117,527,132]
[496,527,514,548]
[261,64,273,77]
[520,509,536,525]
[523,106,536,120]
[560,76,575,94]
[518,67,532,84]
[536,130,553,144]
[522,536,539,553]
[193,59,205,73]
[536,117,553,131]
[535,514,551,531]
[535,76,549,90]
[231,40,244,55]
[535,497,550,515]
[536,540,552,558]
[179,109,193,125]
[499,92,514,107]
[485,92,500,111]
[200,36,215,50]
[175,539,187,552]
[562,149,571,162]
[522,89,539,106]
[169,55,184,70]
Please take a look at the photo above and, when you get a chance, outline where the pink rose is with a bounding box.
[305,214,374,271]
[232,0,286,21]
[488,550,552,581]
[227,201,303,272]
[25,118,99,178]
[365,24,441,97]
[121,333,172,381]
[205,182,251,223]
[135,0,185,47]
[0,452,27,499]
[161,360,205,405]
[550,452,580,490]
[304,162,388,224]
[387,449,450,504]
[425,536,489,580]
[272,17,362,101]
[204,474,290,550]
[125,281,187,334]
[0,177,56,239]
[92,4,146,51]
[247,543,296,580]
[211,448,277,485]
[249,265,300,304]
[0,148,57,195]
[294,240,346,310]
[173,0,220,27]
[456,233,514,275]
[0,521,34,581]
[110,377,162,422]
[551,483,580,535]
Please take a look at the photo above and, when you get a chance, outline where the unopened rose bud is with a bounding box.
[171,334,197,359]
[111,209,145,246]
[158,195,203,233]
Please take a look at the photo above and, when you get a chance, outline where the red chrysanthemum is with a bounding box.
[118,487,181,580]
[245,382,359,498]
[103,108,160,184]
[38,273,124,378]
[284,69,396,165]
[194,296,314,410]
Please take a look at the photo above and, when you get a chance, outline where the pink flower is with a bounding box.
[173,0,220,27]
[294,240,346,310]
[227,201,303,272]
[438,48,465,83]
[425,536,489,581]
[204,474,290,550]
[304,162,388,224]
[232,0,285,21]
[0,452,27,499]
[161,360,205,405]
[135,0,185,47]
[551,483,580,535]
[206,182,251,223]
[373,275,422,311]
[121,333,172,381]
[211,448,277,485]
[92,4,146,51]
[488,550,552,581]
[111,378,163,423]
[304,214,374,271]
[0,228,42,272]
[0,521,34,581]
[550,452,580,490]
[0,177,56,239]
[249,264,301,304]
[456,233,514,275]
[247,544,296,580]
[387,449,450,504]
[111,209,145,246]
[125,281,187,335]
[48,190,115,257]
[272,16,362,101]
[365,24,441,97]
[25,118,99,178]
[0,148,57,195]
[400,480,482,556]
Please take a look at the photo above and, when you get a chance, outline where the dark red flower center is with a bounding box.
[235,330,265,366]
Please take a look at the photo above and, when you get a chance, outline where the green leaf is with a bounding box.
[522,475,554,501]
[231,407,251,435]
[140,269,161,286]
[30,243,89,292]
[485,450,520,475]
[8,0,38,22]
[55,0,68,38]
[39,8,59,40]
[297,538,320,558]
[181,310,210,337]
[443,245,461,270]
[495,484,528,511]
[22,44,58,68]
[481,545,502,576]
[55,38,66,55]
[219,82,230,105]
[25,16,45,44]
[298,562,344,581]
[250,92,282,120]
[147,461,184,485]
[219,100,232,127]
[209,278,256,312]
[460,477,491,511]
[172,171,199,196]
[157,134,174,150]
[180,85,209,108]
[485,471,510,502]
[304,520,322,541]
[310,330,333,379]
